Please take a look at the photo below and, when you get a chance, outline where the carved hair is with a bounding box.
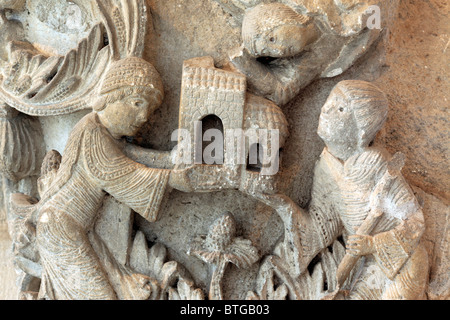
[93,57,164,112]
[242,3,310,52]
[334,80,388,146]
[92,86,163,113]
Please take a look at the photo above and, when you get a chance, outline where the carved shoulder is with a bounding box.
[82,115,140,182]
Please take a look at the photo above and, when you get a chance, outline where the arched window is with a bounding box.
[247,143,263,172]
[200,114,224,165]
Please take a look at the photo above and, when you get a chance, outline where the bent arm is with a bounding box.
[229,47,278,97]
[123,142,174,169]
[84,126,171,222]
[372,177,426,279]
[229,47,319,105]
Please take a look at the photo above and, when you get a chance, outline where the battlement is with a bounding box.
[179,56,247,132]
[181,56,246,93]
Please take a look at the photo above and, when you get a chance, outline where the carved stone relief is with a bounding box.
[0,0,447,301]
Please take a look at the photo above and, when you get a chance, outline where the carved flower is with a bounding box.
[189,212,260,300]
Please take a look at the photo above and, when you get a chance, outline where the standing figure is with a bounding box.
[33,57,190,300]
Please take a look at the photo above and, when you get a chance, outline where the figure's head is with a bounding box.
[317,80,388,160]
[95,57,164,139]
[242,3,317,58]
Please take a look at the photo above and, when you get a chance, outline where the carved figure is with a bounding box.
[0,0,149,224]
[227,1,385,106]
[0,3,45,225]
[241,3,318,59]
[0,9,24,64]
[246,80,429,300]
[317,80,429,299]
[0,101,44,226]
[13,56,191,300]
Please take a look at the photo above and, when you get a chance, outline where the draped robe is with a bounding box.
[36,113,170,300]
[279,148,428,299]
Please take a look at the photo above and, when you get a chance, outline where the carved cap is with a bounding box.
[100,57,164,99]
[242,3,310,36]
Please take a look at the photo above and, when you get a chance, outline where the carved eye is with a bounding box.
[134,100,143,107]
[269,37,275,43]
[339,107,344,112]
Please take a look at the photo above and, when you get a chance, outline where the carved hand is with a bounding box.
[229,46,275,96]
[229,45,248,70]
[245,190,292,209]
[168,167,193,193]
[346,235,376,256]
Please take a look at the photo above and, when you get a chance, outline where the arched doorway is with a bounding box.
[200,114,224,165]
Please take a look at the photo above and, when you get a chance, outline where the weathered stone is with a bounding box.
[0,0,447,301]
[95,196,134,266]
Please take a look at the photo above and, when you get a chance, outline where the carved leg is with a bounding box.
[36,208,116,300]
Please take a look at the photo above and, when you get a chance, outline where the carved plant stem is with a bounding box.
[209,255,228,300]
[189,212,260,300]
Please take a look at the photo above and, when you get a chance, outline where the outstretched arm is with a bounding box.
[123,142,174,169]
[229,46,317,105]
[246,192,322,278]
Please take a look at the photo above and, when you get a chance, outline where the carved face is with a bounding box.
[249,24,312,58]
[98,94,151,139]
[317,89,360,160]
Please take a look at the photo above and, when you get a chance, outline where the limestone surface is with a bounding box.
[0,0,447,300]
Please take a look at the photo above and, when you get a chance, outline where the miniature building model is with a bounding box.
[175,56,289,193]
[0,0,442,302]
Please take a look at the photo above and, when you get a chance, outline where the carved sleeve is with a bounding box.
[274,199,312,278]
[309,152,345,247]
[84,126,170,222]
[291,153,344,272]
[372,177,426,280]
